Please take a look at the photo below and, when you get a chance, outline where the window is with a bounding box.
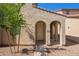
[66,10,70,14]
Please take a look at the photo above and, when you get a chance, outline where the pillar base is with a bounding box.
[59,43,66,46]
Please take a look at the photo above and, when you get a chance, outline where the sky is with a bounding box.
[38,3,79,11]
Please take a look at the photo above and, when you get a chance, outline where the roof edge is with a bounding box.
[32,3,67,17]
[34,7,67,17]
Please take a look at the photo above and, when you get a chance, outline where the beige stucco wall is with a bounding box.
[0,28,15,45]
[56,11,64,14]
[19,3,66,45]
[64,10,79,15]
[57,10,79,15]
[65,18,79,42]
[66,18,79,37]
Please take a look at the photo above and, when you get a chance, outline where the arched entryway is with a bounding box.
[50,21,61,45]
[35,21,46,45]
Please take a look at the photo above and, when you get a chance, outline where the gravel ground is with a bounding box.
[0,39,79,56]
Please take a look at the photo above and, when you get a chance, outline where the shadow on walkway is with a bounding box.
[66,35,79,46]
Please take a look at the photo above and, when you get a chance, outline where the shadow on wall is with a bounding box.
[66,35,79,46]
[26,26,34,42]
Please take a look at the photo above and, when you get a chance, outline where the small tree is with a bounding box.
[0,4,13,53]
[0,3,25,53]
[8,4,25,53]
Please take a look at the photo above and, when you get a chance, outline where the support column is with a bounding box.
[55,23,58,40]
[51,24,55,40]
[52,24,55,40]
[46,24,50,45]
[60,24,66,46]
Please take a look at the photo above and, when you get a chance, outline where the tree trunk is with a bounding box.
[1,28,3,47]
[17,27,21,52]
[6,29,13,54]
[12,37,16,53]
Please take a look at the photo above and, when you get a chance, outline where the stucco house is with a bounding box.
[57,9,79,43]
[0,3,79,46]
[20,3,66,46]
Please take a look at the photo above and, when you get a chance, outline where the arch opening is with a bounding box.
[35,21,46,45]
[50,21,61,45]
